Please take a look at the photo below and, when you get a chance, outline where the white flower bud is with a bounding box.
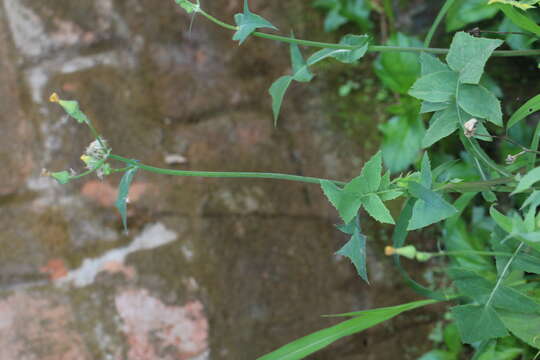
[464,118,478,138]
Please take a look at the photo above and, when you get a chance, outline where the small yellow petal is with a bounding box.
[49,92,60,103]
[384,246,395,256]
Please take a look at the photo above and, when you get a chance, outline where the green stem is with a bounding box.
[382,0,395,32]
[435,250,512,257]
[70,151,111,180]
[109,154,346,186]
[485,243,524,308]
[424,0,455,48]
[196,7,540,57]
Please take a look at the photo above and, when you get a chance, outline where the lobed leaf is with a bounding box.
[420,52,450,76]
[336,217,369,282]
[321,180,362,224]
[345,151,383,194]
[457,84,502,126]
[422,107,458,148]
[409,71,458,102]
[420,101,450,114]
[407,182,458,230]
[233,0,277,45]
[451,304,508,344]
[446,32,503,84]
[362,194,394,224]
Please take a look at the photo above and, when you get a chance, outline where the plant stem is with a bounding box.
[485,242,524,308]
[435,250,512,257]
[197,7,540,57]
[109,154,346,186]
[424,0,455,48]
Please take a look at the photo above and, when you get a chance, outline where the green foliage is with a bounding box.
[51,1,540,358]
[233,0,277,44]
[115,166,139,233]
[321,151,398,227]
[312,0,372,33]
[257,299,438,360]
[374,33,422,94]
[409,33,504,149]
[335,215,369,282]
[446,0,499,32]
[507,94,540,129]
[495,3,540,35]
[270,34,368,123]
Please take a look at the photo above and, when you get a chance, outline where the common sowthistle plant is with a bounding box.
[46,0,540,358]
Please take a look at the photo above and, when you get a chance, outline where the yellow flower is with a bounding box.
[49,92,60,103]
[384,246,395,256]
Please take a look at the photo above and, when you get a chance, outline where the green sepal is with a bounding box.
[58,99,89,124]
[51,170,71,185]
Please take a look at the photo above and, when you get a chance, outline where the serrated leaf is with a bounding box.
[507,94,540,129]
[269,76,293,125]
[346,151,383,194]
[233,0,277,45]
[362,194,394,224]
[58,99,89,123]
[457,84,502,126]
[380,115,424,173]
[409,71,458,102]
[422,107,458,148]
[420,101,450,114]
[115,167,138,233]
[336,217,368,282]
[512,166,540,194]
[451,304,508,344]
[446,32,503,84]
[407,182,458,230]
[321,180,362,224]
[420,52,450,76]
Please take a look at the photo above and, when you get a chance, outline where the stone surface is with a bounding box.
[0,0,436,359]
